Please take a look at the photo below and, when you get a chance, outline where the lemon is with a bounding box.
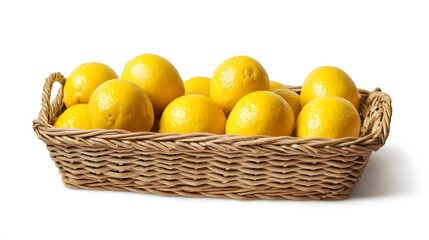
[210,56,269,114]
[300,66,360,109]
[296,96,361,139]
[269,80,287,90]
[88,79,154,132]
[272,88,301,119]
[159,94,226,134]
[121,53,184,115]
[184,76,211,97]
[226,91,294,136]
[64,62,118,108]
[54,104,91,129]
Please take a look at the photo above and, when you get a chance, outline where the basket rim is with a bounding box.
[34,119,372,142]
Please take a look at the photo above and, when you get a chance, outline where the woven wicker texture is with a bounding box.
[33,72,392,200]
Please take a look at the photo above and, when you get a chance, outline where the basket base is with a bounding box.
[48,141,372,201]
[61,179,353,200]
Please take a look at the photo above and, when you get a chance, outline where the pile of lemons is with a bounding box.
[55,54,361,139]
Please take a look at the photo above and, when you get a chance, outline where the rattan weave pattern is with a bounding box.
[33,72,392,200]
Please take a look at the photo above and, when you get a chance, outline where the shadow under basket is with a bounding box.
[33,73,392,200]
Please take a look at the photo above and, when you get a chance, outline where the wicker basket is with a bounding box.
[33,72,392,200]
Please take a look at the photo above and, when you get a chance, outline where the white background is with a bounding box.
[0,0,427,239]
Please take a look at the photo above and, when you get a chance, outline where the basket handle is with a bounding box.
[361,88,392,146]
[38,72,66,125]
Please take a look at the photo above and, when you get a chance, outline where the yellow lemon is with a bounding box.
[88,79,154,132]
[272,88,301,119]
[64,62,118,108]
[184,76,211,97]
[210,56,269,114]
[159,94,226,134]
[54,104,91,129]
[226,91,294,136]
[121,53,184,115]
[300,66,360,109]
[269,80,287,90]
[296,96,361,139]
